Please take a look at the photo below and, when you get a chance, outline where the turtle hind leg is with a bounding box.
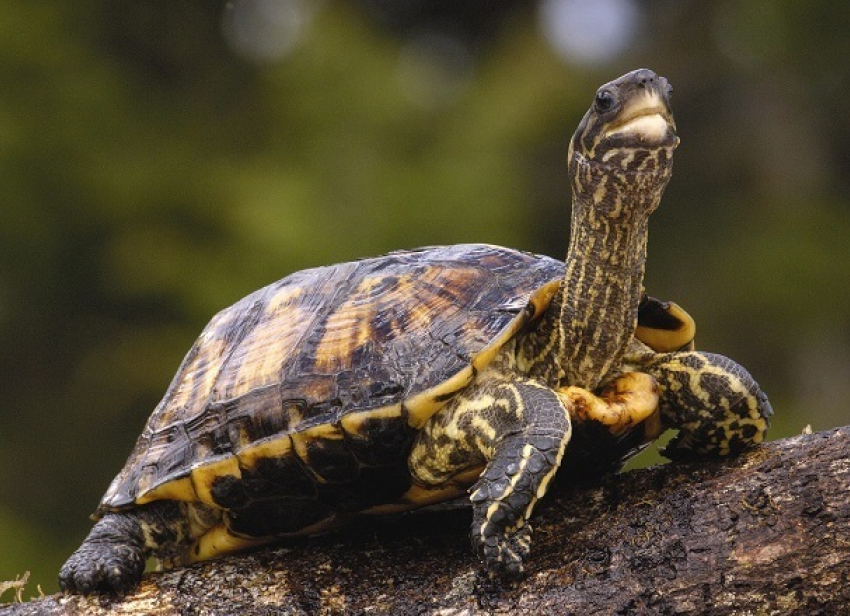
[59,501,193,595]
[59,511,146,595]
[642,351,772,459]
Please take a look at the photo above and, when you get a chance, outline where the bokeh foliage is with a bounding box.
[1,0,849,597]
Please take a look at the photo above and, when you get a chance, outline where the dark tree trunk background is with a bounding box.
[3,426,848,615]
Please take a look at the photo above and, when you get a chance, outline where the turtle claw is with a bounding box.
[473,520,533,580]
[488,524,533,579]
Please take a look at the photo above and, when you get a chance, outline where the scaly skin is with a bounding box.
[518,69,678,392]
[409,346,660,577]
[624,345,773,458]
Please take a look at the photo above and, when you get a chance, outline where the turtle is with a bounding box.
[59,69,772,594]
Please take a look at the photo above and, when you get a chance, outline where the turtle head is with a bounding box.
[568,69,678,214]
[531,70,680,390]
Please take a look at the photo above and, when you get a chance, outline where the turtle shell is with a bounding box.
[98,244,564,519]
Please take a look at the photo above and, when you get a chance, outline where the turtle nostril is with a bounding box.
[634,69,657,87]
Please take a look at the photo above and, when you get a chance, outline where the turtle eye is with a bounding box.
[594,89,616,113]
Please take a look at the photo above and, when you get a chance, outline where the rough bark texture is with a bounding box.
[3,426,849,615]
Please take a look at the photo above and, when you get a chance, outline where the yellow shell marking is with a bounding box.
[236,434,294,470]
[405,365,476,429]
[187,513,351,562]
[136,476,196,505]
[216,286,310,400]
[154,325,231,429]
[186,524,273,564]
[525,280,562,319]
[634,301,696,352]
[397,466,484,508]
[291,423,346,482]
[339,404,403,436]
[311,268,476,375]
[190,456,242,507]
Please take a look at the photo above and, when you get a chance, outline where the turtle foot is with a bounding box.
[59,514,146,595]
[476,523,533,579]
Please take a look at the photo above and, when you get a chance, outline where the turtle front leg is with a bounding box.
[638,350,773,458]
[59,501,193,595]
[466,380,572,577]
[410,377,571,577]
[410,372,658,578]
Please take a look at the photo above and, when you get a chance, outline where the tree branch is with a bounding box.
[4,426,849,615]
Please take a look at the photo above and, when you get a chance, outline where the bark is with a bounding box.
[3,426,849,615]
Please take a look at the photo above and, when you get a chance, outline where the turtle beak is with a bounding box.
[606,92,677,146]
[603,70,678,148]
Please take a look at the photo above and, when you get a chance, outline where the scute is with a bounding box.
[98,244,566,515]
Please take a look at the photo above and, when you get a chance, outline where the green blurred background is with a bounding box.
[2,0,849,598]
